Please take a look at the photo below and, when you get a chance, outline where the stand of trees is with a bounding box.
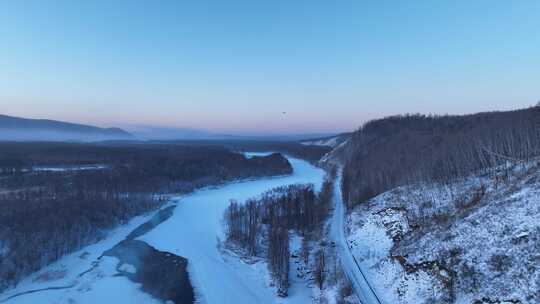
[223,169,336,296]
[267,224,290,296]
[0,173,161,292]
[0,143,293,292]
[224,184,317,296]
[342,106,540,206]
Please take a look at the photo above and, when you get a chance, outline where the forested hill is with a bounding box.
[0,114,133,141]
[339,106,540,205]
[334,106,540,303]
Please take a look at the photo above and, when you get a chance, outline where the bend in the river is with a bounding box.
[138,156,325,303]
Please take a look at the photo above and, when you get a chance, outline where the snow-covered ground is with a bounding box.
[301,137,340,147]
[29,164,109,172]
[0,212,162,304]
[345,162,540,304]
[301,134,349,148]
[138,156,325,304]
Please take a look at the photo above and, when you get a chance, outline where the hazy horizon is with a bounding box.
[1,1,539,134]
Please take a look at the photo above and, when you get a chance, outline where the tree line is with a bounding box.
[342,106,540,206]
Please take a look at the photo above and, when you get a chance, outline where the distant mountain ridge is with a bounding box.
[0,114,133,141]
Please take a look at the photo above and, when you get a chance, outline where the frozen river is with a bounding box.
[139,155,325,303]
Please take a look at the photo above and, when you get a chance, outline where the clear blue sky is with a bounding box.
[1,1,539,135]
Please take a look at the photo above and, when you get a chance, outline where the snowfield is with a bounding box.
[345,162,540,304]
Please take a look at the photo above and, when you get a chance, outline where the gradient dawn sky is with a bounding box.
[1,1,539,135]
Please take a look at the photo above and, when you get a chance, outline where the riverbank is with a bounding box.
[104,240,194,303]
[0,210,164,304]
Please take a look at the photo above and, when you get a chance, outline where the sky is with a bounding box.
[0,1,539,135]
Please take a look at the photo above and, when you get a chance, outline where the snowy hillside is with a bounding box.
[300,133,350,148]
[345,161,540,303]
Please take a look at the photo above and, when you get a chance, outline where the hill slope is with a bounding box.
[345,160,539,303]
[338,106,540,205]
[322,106,540,303]
[0,114,133,141]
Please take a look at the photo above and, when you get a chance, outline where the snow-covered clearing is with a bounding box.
[301,137,339,147]
[138,156,325,303]
[31,164,109,172]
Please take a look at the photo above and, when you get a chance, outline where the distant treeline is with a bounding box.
[342,106,540,206]
[0,143,293,193]
[223,141,331,164]
[223,170,335,296]
[0,143,292,292]
[153,140,332,164]
[0,140,330,166]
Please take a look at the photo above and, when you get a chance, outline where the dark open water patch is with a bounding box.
[0,205,194,303]
[126,205,177,240]
[104,239,195,304]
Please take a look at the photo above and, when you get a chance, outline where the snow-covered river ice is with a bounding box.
[1,155,325,304]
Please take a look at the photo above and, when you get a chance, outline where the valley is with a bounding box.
[1,108,538,304]
[0,154,326,304]
[2,3,539,303]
